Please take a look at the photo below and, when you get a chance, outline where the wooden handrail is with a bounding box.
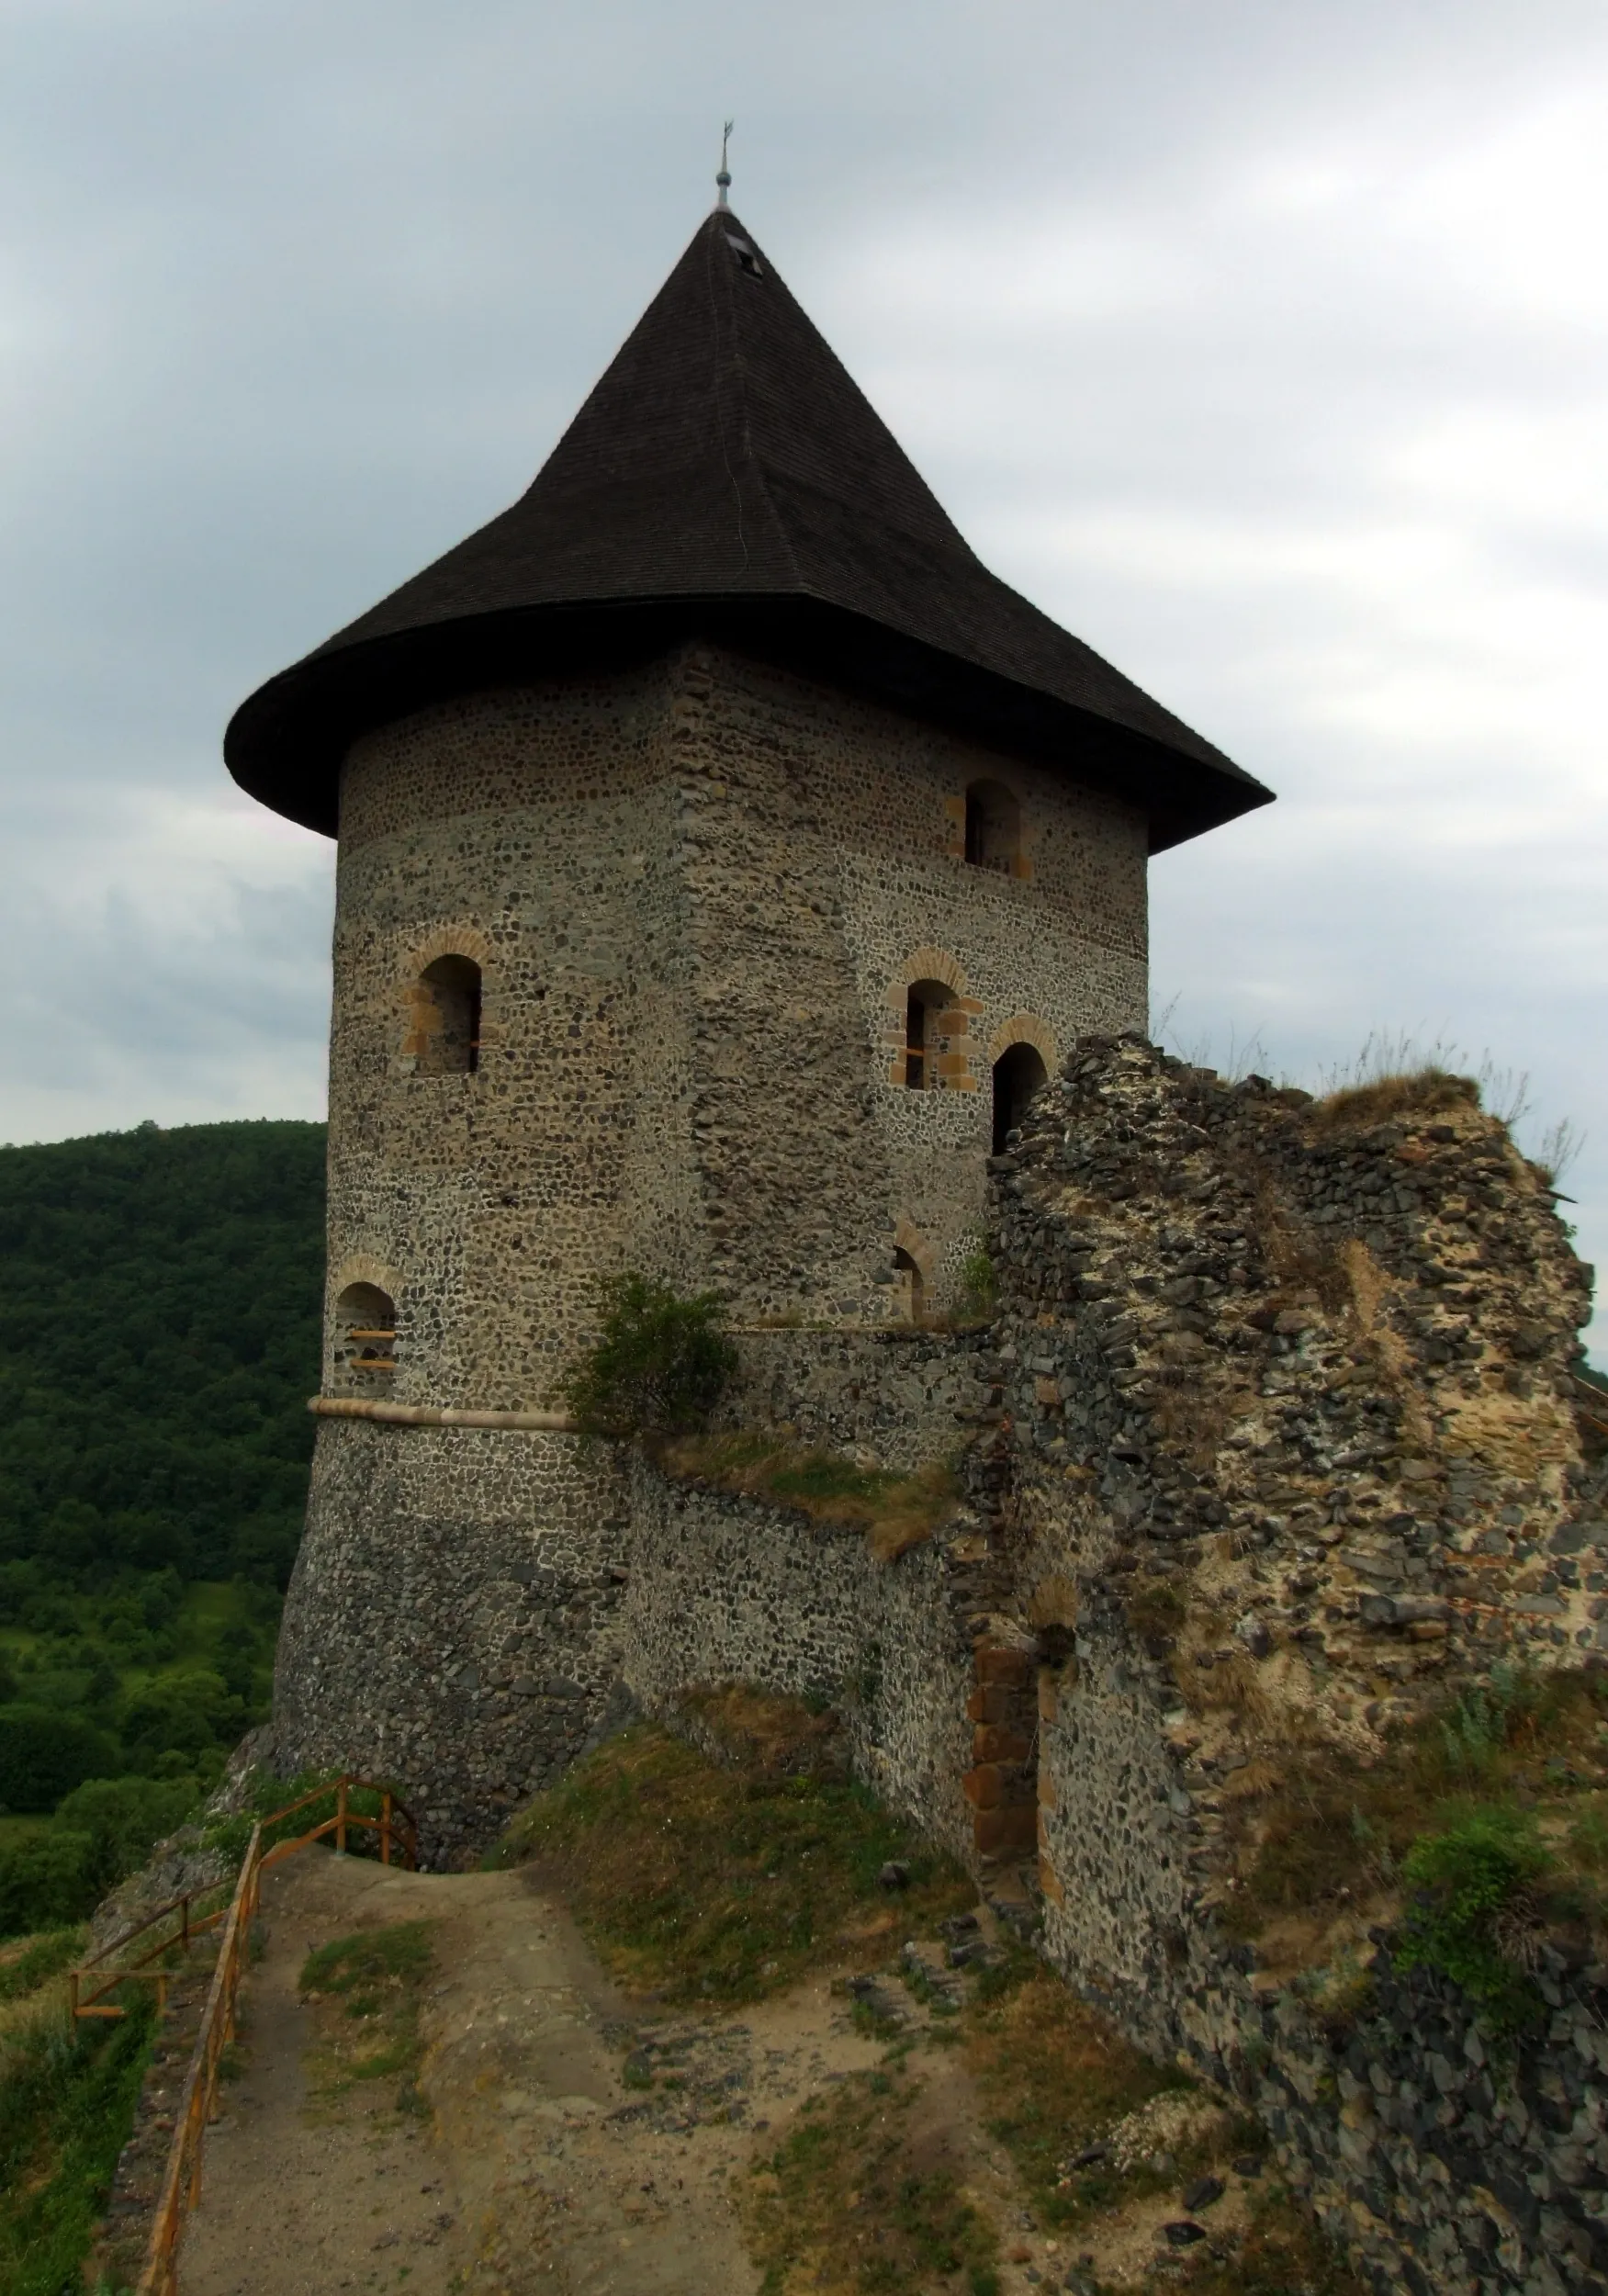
[76,1882,227,1975]
[71,1778,419,2022]
[138,1823,262,2296]
[129,1775,418,2292]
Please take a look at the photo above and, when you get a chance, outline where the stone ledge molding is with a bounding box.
[309,1395,579,1433]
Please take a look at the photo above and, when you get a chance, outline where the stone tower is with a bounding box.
[226,204,1269,1858]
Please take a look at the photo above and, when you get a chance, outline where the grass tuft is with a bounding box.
[298,1920,434,2111]
[0,1964,156,2296]
[1169,2184,1373,2296]
[658,1434,960,1561]
[1220,1665,1608,2016]
[489,1713,972,2004]
[963,1967,1190,2229]
[741,2062,1001,2296]
[1310,1067,1479,1131]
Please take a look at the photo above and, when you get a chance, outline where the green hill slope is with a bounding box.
[0,1119,324,1590]
[0,1120,325,1932]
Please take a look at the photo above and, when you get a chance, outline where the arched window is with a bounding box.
[892,1247,925,1324]
[963,781,1020,874]
[993,1041,1049,1153]
[904,980,954,1091]
[411,955,482,1075]
[333,1283,396,1390]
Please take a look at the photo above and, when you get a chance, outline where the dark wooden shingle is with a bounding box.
[226,210,1272,848]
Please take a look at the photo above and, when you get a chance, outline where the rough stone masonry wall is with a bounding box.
[980,1034,1604,2296]
[328,640,1147,1390]
[272,1421,634,1866]
[276,635,1148,1861]
[715,1324,996,1470]
[660,641,1150,1320]
[621,1459,977,1866]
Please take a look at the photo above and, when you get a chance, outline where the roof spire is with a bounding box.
[715,118,733,209]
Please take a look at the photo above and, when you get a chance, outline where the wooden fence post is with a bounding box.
[336,1778,348,1856]
[380,1792,393,1866]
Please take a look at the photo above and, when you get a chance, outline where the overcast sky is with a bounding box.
[0,1,1602,1357]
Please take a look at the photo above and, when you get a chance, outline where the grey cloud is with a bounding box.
[0,0,1602,1351]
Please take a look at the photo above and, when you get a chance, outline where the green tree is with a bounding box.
[0,1709,118,1813]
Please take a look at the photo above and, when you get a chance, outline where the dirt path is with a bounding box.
[177,1849,1266,2296]
[180,1855,472,2296]
[178,1851,902,2296]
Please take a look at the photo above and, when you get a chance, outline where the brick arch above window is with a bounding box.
[330,1252,403,1306]
[401,928,491,1075]
[891,944,968,999]
[400,924,494,980]
[986,1012,1059,1069]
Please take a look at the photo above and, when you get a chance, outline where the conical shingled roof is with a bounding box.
[225,208,1271,849]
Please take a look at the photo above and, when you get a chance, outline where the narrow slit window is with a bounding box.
[963,781,1021,874]
[412,955,482,1075]
[905,991,926,1090]
[903,979,954,1090]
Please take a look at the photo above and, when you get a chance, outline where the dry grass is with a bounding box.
[1145,1368,1246,1471]
[964,1969,1191,2229]
[1308,1066,1479,1132]
[1125,1576,1189,1656]
[1219,1665,1608,1973]
[1169,2188,1374,2296]
[489,1713,973,2004]
[1172,1646,1274,1728]
[659,1433,961,1560]
[298,1919,435,2115]
[0,1944,157,2296]
[741,2062,1001,2296]
[961,1968,1371,2293]
[677,1682,849,1776]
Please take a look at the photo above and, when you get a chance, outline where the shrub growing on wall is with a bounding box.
[557,1275,737,1440]
[1397,1804,1555,2024]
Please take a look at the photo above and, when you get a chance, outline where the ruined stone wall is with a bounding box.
[620,1457,980,1866]
[973,1034,1604,2295]
[715,1324,995,1470]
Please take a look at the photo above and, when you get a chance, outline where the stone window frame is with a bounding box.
[943,777,1034,881]
[327,1254,405,1396]
[883,947,984,1092]
[988,1014,1058,1150]
[889,1216,936,1324]
[399,926,495,1077]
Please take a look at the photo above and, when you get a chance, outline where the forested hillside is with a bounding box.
[0,1120,325,1931]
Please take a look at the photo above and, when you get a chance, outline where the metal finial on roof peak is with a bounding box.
[715,118,733,208]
